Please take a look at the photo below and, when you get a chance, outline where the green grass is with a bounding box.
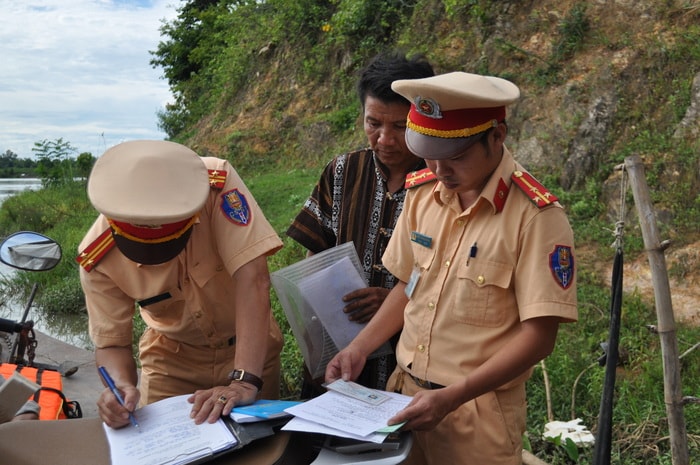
[245,167,319,398]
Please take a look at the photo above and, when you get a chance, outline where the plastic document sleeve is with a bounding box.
[271,242,392,380]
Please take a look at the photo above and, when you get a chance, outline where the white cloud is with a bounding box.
[0,0,184,158]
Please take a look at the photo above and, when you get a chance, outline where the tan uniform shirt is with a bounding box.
[78,158,283,401]
[383,147,578,389]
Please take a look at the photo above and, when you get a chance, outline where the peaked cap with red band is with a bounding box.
[391,72,520,159]
[87,140,209,264]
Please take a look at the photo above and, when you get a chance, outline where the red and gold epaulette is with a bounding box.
[404,168,437,189]
[208,169,227,189]
[75,228,115,272]
[511,170,558,208]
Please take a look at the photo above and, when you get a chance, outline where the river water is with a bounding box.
[0,178,93,350]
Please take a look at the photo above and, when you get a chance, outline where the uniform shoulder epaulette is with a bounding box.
[404,168,437,189]
[76,228,115,272]
[511,170,558,208]
[208,169,227,189]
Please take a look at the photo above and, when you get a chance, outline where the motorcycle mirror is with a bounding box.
[0,231,62,272]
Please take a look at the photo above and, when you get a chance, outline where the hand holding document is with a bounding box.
[282,380,412,443]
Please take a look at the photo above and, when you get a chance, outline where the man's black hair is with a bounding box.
[357,51,435,108]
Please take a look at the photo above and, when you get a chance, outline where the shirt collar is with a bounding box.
[432,146,514,214]
[372,150,427,188]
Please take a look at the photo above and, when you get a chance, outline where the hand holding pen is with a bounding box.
[98,365,141,431]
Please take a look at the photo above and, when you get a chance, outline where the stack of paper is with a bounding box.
[281,380,412,444]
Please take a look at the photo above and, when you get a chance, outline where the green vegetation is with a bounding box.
[0,150,36,178]
[1,0,699,463]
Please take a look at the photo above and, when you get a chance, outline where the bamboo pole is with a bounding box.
[624,155,689,465]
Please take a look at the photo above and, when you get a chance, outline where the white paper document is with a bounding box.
[103,394,237,465]
[282,416,391,443]
[297,256,368,350]
[324,378,391,405]
[283,381,412,438]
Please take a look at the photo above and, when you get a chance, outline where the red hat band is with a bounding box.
[407,101,506,138]
[109,216,197,244]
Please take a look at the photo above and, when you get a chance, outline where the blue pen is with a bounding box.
[98,365,140,431]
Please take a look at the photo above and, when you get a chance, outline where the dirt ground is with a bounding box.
[606,239,700,327]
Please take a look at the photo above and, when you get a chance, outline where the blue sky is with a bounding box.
[0,0,184,159]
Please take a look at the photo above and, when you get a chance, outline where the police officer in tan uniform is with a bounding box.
[326,72,578,464]
[77,140,284,427]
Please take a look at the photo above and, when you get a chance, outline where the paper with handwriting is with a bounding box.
[102,394,237,465]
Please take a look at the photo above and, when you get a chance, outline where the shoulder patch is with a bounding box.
[208,169,227,189]
[511,170,558,208]
[405,168,437,189]
[76,228,115,272]
[220,188,251,225]
[549,245,575,289]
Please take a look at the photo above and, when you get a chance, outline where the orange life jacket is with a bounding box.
[0,363,81,420]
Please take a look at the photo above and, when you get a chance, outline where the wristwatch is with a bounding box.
[228,369,263,391]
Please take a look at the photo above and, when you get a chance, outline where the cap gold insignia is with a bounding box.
[414,97,443,119]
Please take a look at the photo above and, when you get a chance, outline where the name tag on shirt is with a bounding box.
[410,231,432,248]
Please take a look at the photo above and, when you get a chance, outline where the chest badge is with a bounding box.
[410,231,432,248]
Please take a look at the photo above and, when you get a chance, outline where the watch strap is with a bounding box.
[228,369,263,391]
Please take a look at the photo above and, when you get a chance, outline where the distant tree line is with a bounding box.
[0,149,36,178]
[0,138,95,185]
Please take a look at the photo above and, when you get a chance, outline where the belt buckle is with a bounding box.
[413,375,432,389]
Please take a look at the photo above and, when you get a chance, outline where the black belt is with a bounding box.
[210,336,236,349]
[409,374,444,390]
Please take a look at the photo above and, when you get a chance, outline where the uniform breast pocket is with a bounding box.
[137,287,185,323]
[411,242,436,272]
[190,260,224,288]
[450,260,513,327]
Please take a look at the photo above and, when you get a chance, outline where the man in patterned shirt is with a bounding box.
[287,51,434,394]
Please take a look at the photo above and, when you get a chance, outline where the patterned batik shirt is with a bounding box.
[287,148,424,289]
